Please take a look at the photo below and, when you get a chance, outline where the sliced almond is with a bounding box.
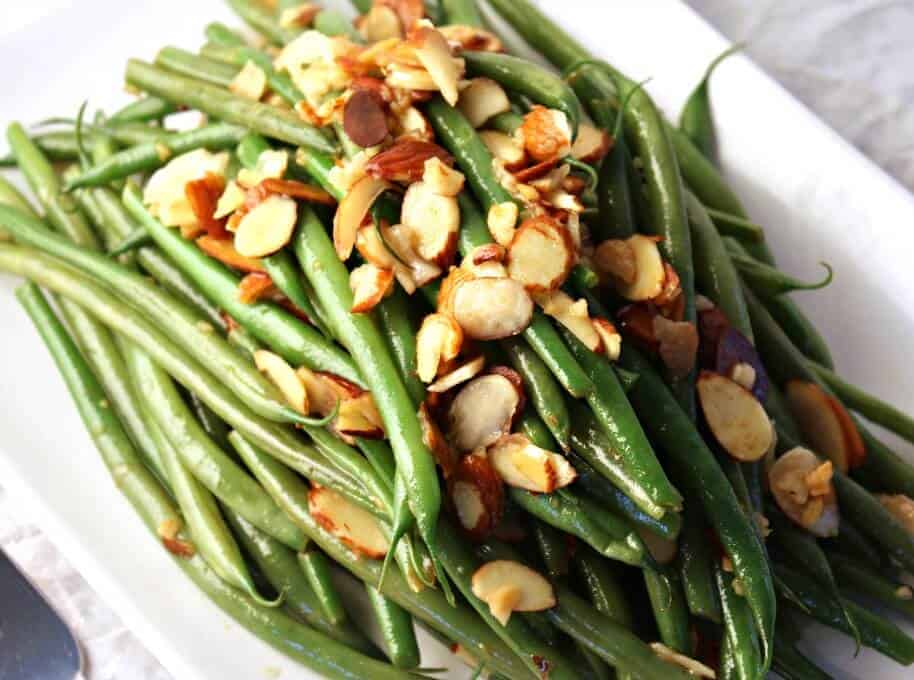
[535,289,601,352]
[394,105,433,141]
[451,277,533,340]
[254,349,309,414]
[488,433,577,493]
[461,244,507,279]
[618,235,666,301]
[519,106,572,162]
[233,194,298,258]
[379,0,424,32]
[785,380,864,473]
[697,370,773,462]
[593,317,621,360]
[471,560,556,625]
[479,130,526,170]
[446,374,522,452]
[215,180,247,219]
[877,494,914,536]
[333,176,392,260]
[437,266,476,316]
[185,173,229,239]
[356,223,397,269]
[428,355,486,393]
[457,78,511,128]
[144,149,230,229]
[385,64,438,91]
[362,4,403,42]
[650,644,715,679]
[487,202,519,247]
[229,61,268,101]
[449,453,504,540]
[400,182,460,266]
[769,447,839,537]
[412,26,462,106]
[380,221,443,286]
[570,123,612,163]
[279,3,320,29]
[594,238,636,285]
[237,149,289,188]
[365,139,453,184]
[506,216,575,292]
[343,89,389,148]
[196,235,264,273]
[336,392,385,439]
[438,24,503,52]
[296,367,339,417]
[418,401,459,478]
[237,271,276,304]
[422,157,465,197]
[260,178,337,206]
[308,486,390,559]
[416,313,463,383]
[350,263,395,313]
[653,315,699,380]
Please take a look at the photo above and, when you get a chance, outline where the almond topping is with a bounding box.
[487,202,519,247]
[366,139,454,184]
[336,392,385,439]
[215,180,247,219]
[308,486,390,559]
[254,349,309,414]
[349,263,395,313]
[653,315,698,380]
[233,194,298,258]
[479,130,526,170]
[594,239,636,284]
[416,313,463,383]
[769,447,839,537]
[593,318,622,360]
[458,78,511,128]
[519,106,572,162]
[877,494,914,536]
[451,277,533,340]
[260,178,337,206]
[361,5,404,42]
[446,374,522,452]
[617,235,666,301]
[412,26,462,106]
[461,244,508,279]
[196,235,264,273]
[185,173,229,239]
[488,433,577,493]
[506,216,575,292]
[401,182,460,266]
[471,560,556,625]
[570,123,612,163]
[279,3,320,29]
[535,289,601,352]
[229,61,268,101]
[333,176,392,260]
[418,401,459,477]
[380,222,443,286]
[449,453,504,540]
[428,355,486,393]
[343,89,390,148]
[785,380,865,473]
[697,370,773,462]
[422,157,465,197]
[438,24,503,52]
[238,271,276,304]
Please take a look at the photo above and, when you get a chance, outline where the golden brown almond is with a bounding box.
[506,216,575,292]
[437,266,476,316]
[416,313,464,383]
[519,105,572,162]
[592,317,621,360]
[422,157,465,197]
[653,315,698,380]
[471,560,556,625]
[535,289,601,352]
[308,486,390,559]
[618,234,667,301]
[486,202,518,247]
[411,26,462,105]
[361,5,404,42]
[349,263,395,313]
[418,401,459,478]
[365,139,454,183]
[229,61,268,101]
[380,222,443,286]
[259,178,337,206]
[458,78,511,128]
[594,238,636,284]
[196,235,265,273]
[451,277,533,340]
[377,0,424,31]
[438,24,503,52]
[697,370,773,462]
[185,172,230,239]
[446,374,522,452]
[234,194,298,258]
[449,453,504,541]
[254,349,309,414]
[479,130,526,170]
[237,271,276,304]
[428,355,486,393]
[488,433,576,493]
[333,176,392,260]
[570,123,612,163]
[785,380,864,473]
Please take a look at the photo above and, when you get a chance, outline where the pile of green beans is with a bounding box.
[1,1,913,678]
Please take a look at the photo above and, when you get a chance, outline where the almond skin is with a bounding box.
[344,89,390,148]
[365,140,454,184]
[449,453,504,541]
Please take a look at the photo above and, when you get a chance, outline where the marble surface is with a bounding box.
[1,2,913,678]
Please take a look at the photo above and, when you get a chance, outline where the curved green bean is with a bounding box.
[365,585,421,669]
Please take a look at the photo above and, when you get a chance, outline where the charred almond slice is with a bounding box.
[215,180,246,219]
[233,194,298,258]
[229,61,268,101]
[488,433,576,493]
[449,453,504,540]
[438,24,503,52]
[400,182,460,266]
[877,494,914,536]
[593,318,622,360]
[594,239,636,284]
[535,289,601,352]
[350,263,395,313]
[333,176,392,260]
[654,316,699,380]
[279,3,320,29]
[428,355,486,393]
[308,486,390,559]
[570,123,612,163]
[471,560,556,625]
[343,89,389,148]
[461,244,507,279]
[260,178,337,206]
[506,217,574,292]
[196,235,264,273]
[479,130,526,170]
[416,313,463,383]
[769,447,839,537]
[254,350,309,414]
[446,375,522,452]
[365,139,453,184]
[785,380,859,473]
[519,105,572,162]
[487,202,518,247]
[458,78,511,128]
[617,235,666,301]
[418,401,459,477]
[413,26,461,106]
[451,277,533,340]
[422,157,465,197]
[697,371,773,462]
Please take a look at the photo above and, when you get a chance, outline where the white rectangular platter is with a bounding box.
[1,1,912,678]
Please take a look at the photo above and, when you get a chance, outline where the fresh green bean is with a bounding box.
[678,45,741,160]
[716,565,761,680]
[828,552,914,622]
[298,547,349,625]
[725,239,833,297]
[125,60,335,154]
[643,567,691,654]
[226,0,301,45]
[823,517,883,569]
[573,547,633,628]
[204,21,248,47]
[108,225,152,257]
[594,94,637,242]
[440,0,484,26]
[771,635,834,680]
[109,96,176,124]
[853,425,914,500]
[199,43,305,107]
[488,111,523,135]
[0,175,38,226]
[531,520,570,580]
[314,9,364,41]
[365,585,421,669]
[678,506,722,623]
[157,46,240,86]
[376,288,425,407]
[706,207,765,243]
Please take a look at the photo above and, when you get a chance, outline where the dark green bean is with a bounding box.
[614,366,639,393]
[678,506,722,623]
[823,517,883,569]
[594,93,637,242]
[187,390,232,451]
[376,288,425,407]
[725,239,833,297]
[298,548,349,625]
[643,567,691,654]
[531,520,570,580]
[705,207,765,243]
[109,225,152,257]
[365,585,421,669]
[771,635,834,680]
[678,45,741,161]
[573,547,633,628]
[828,552,914,622]
[487,111,523,135]
[226,0,300,45]
[853,425,914,500]
[716,565,761,680]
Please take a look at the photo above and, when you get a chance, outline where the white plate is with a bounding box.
[1,1,912,679]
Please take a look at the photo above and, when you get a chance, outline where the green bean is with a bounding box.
[760,292,835,369]
[823,517,883,569]
[1,130,88,164]
[643,567,691,654]
[614,366,639,393]
[376,288,425,407]
[184,389,231,452]
[687,190,753,340]
[487,111,523,135]
[853,426,914,500]
[109,96,176,124]
[199,43,305,107]
[531,520,570,580]
[109,225,152,257]
[365,585,421,668]
[561,327,683,516]
[349,0,372,14]
[678,45,741,161]
[775,563,914,665]
[226,0,301,45]
[828,552,914,622]
[725,239,833,297]
[705,207,765,243]
[678,507,722,623]
[502,337,570,451]
[204,21,248,47]
[573,547,633,628]
[231,432,535,679]
[0,175,38,225]
[17,283,414,680]
[64,122,246,190]
[771,635,833,680]
[440,0,485,26]
[509,488,645,567]
[314,9,364,41]
[125,60,335,154]
[297,547,349,625]
[121,185,362,384]
[157,46,240,87]
[463,51,582,138]
[716,565,761,680]
[594,95,637,242]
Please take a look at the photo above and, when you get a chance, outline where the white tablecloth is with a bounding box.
[2,2,913,678]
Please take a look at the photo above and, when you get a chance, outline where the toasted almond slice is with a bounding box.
[215,180,247,219]
[449,453,504,540]
[594,238,636,284]
[416,313,463,383]
[437,266,476,315]
[386,64,438,91]
[395,105,433,141]
[237,149,289,188]
[697,371,773,462]
[471,560,556,625]
[279,3,320,29]
[428,355,486,393]
[617,234,666,301]
[519,106,572,161]
[238,271,276,304]
[355,223,397,269]
[457,78,511,128]
[451,277,533,340]
[365,139,453,184]
[362,4,403,41]
[446,374,522,452]
[144,149,230,229]
[308,486,390,558]
[438,24,503,52]
[785,380,862,473]
[381,222,443,286]
[877,494,914,536]
[479,130,526,170]
[233,194,298,258]
[593,318,622,360]
[422,157,465,197]
[296,367,338,416]
[461,244,507,279]
[487,433,577,493]
[343,89,389,148]
[650,644,715,679]
[254,349,309,414]
[535,289,601,352]
[333,176,392,261]
[336,392,385,439]
[571,123,612,163]
[770,447,839,536]
[413,26,461,106]
[654,316,699,380]
[229,61,268,101]
[350,263,394,313]
[196,235,265,273]
[418,401,459,477]
[260,178,337,206]
[400,182,460,266]
[487,202,519,247]
[506,216,574,292]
